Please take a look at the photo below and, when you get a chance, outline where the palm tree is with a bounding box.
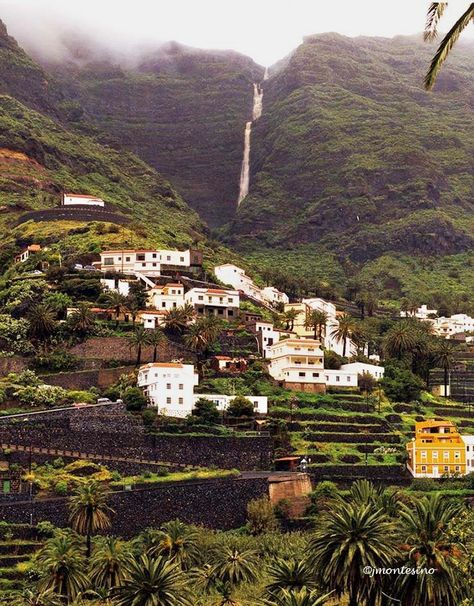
[308,501,397,606]
[152,520,199,570]
[68,302,96,337]
[27,303,56,345]
[163,304,195,333]
[424,3,474,90]
[304,310,328,341]
[265,559,318,595]
[37,533,89,601]
[348,479,400,518]
[89,536,131,591]
[262,588,333,606]
[147,328,167,363]
[69,482,114,558]
[183,317,220,375]
[330,313,356,357]
[212,546,258,587]
[214,580,241,606]
[383,322,419,360]
[395,494,466,606]
[11,588,63,606]
[111,554,192,606]
[282,308,299,331]
[127,326,152,366]
[103,291,127,328]
[434,340,457,397]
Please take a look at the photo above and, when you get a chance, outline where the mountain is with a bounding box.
[45,42,264,227]
[224,34,473,263]
[0,21,238,272]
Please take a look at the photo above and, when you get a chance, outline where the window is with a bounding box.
[298,372,306,377]
[228,297,233,303]
[179,384,183,390]
[443,452,450,460]
[432,451,438,459]
[166,383,171,389]
[167,255,171,261]
[180,256,184,262]
[142,263,146,267]
[162,302,166,308]
[444,466,449,472]
[347,376,351,382]
[421,451,427,459]
[137,254,145,261]
[104,257,114,266]
[217,309,224,315]
[173,302,177,308]
[336,376,340,382]
[455,465,460,472]
[421,466,427,472]
[166,397,171,404]
[152,253,157,258]
[454,451,460,459]
[178,397,183,404]
[228,310,234,316]
[313,372,319,378]
[126,256,131,262]
[153,263,157,267]
[198,295,204,301]
[219,297,224,303]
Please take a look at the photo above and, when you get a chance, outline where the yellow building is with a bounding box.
[406,420,467,478]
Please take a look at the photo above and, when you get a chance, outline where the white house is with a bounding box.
[185,287,239,320]
[324,369,358,387]
[463,436,474,475]
[261,286,289,306]
[302,298,337,319]
[63,193,105,207]
[249,320,296,357]
[138,362,267,417]
[148,283,185,310]
[432,314,474,337]
[340,362,385,381]
[267,339,326,390]
[400,304,438,320]
[194,394,268,415]
[100,248,202,277]
[138,310,166,329]
[100,277,132,297]
[14,244,42,263]
[137,363,198,417]
[214,264,263,301]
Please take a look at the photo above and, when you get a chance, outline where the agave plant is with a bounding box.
[262,588,333,606]
[265,559,318,595]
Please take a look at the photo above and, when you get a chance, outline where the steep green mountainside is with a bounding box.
[45,42,264,227]
[224,34,473,264]
[0,23,241,271]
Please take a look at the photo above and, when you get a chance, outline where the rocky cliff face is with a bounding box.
[224,33,474,261]
[46,43,264,227]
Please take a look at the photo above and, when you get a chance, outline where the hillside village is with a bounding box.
[0,8,473,605]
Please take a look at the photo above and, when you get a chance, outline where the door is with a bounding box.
[432,466,438,477]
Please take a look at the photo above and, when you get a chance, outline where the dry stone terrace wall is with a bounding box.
[0,477,269,535]
[0,405,273,470]
[68,337,188,364]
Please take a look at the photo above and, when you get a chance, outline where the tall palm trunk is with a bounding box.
[136,343,142,366]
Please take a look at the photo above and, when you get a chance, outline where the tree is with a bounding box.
[128,281,148,310]
[37,534,89,601]
[304,310,327,340]
[226,395,255,418]
[395,494,467,606]
[358,372,377,394]
[380,361,425,402]
[127,326,151,366]
[68,481,114,558]
[27,303,56,345]
[164,304,195,333]
[89,536,131,591]
[212,546,258,586]
[123,386,148,411]
[265,559,317,595]
[152,520,199,570]
[262,588,332,606]
[330,314,356,357]
[383,322,419,360]
[68,302,96,337]
[282,308,299,331]
[247,496,279,535]
[192,397,220,425]
[434,340,457,397]
[308,501,397,606]
[111,554,192,606]
[148,328,166,363]
[424,3,474,90]
[103,290,127,328]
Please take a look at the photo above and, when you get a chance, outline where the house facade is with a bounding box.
[15,244,41,263]
[63,193,105,207]
[432,313,474,337]
[267,339,326,392]
[340,362,385,381]
[137,363,199,417]
[261,286,289,305]
[138,362,267,417]
[100,248,202,276]
[148,283,185,310]
[400,304,437,320]
[406,420,468,478]
[249,320,296,357]
[214,264,263,301]
[184,287,239,319]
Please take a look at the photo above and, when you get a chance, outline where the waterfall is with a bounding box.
[237,77,265,206]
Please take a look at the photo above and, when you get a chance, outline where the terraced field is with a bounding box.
[0,524,42,598]
[268,388,474,484]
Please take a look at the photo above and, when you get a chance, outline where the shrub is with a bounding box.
[246,496,279,535]
[340,454,361,464]
[381,362,425,402]
[123,387,147,411]
[192,397,219,424]
[324,350,345,369]
[54,481,68,495]
[142,408,157,426]
[36,521,56,537]
[227,395,255,418]
[410,478,437,491]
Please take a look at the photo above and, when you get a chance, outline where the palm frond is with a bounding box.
[425,4,474,89]
[424,2,448,41]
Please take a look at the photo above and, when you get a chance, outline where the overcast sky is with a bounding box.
[0,0,472,65]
